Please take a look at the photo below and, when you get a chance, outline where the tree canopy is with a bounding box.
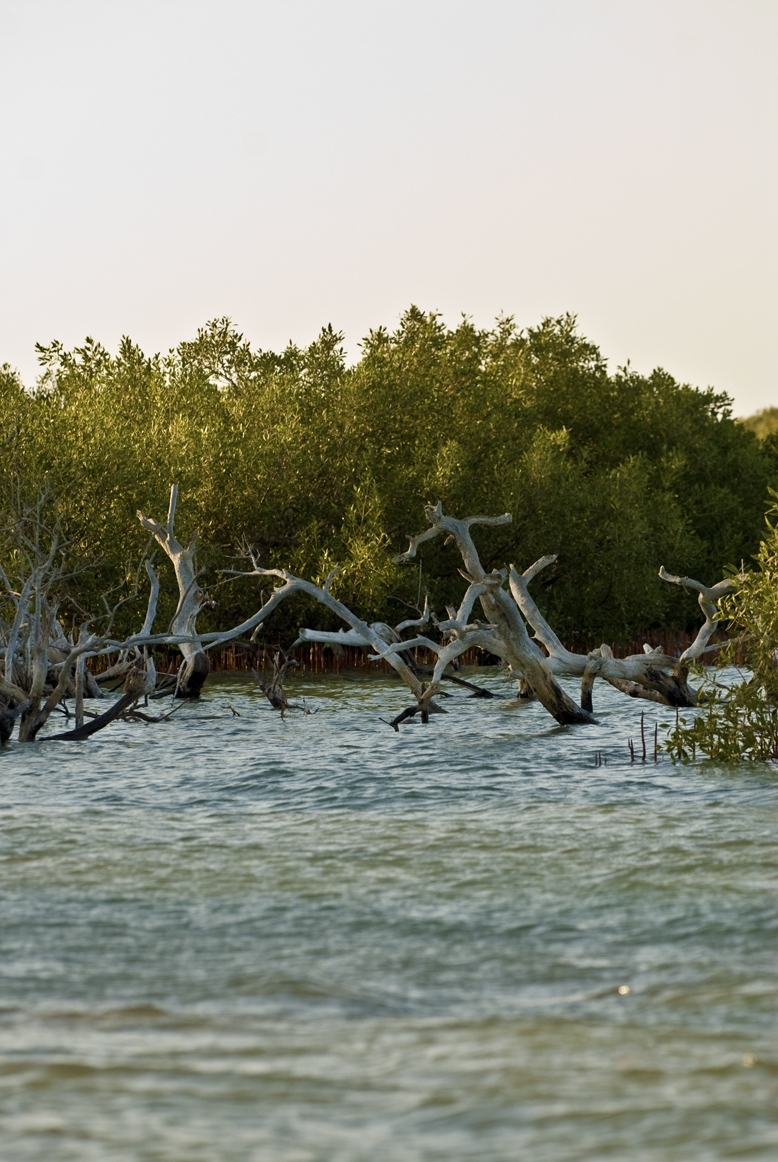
[739,406,778,440]
[1,310,772,644]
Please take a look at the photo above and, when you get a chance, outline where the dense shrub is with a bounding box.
[1,311,772,642]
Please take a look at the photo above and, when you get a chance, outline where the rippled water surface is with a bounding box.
[1,671,776,1160]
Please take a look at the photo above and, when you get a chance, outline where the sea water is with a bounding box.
[0,672,775,1160]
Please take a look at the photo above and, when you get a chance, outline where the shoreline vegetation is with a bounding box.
[1,309,776,756]
[738,405,778,442]
[2,309,775,644]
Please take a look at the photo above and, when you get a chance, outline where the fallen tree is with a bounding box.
[341,503,734,721]
[390,503,595,724]
[0,487,736,743]
[0,503,157,741]
[267,504,736,724]
[0,494,436,740]
[507,556,735,710]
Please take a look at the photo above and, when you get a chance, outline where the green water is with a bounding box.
[1,672,776,1160]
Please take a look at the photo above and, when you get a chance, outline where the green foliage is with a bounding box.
[665,500,778,761]
[665,676,778,763]
[0,311,773,643]
[739,406,778,440]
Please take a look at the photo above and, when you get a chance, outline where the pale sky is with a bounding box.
[1,0,776,413]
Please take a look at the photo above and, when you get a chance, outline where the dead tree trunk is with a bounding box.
[0,497,175,742]
[252,650,305,713]
[137,485,210,698]
[225,560,440,715]
[47,667,152,741]
[0,699,25,744]
[658,567,737,690]
[506,556,734,712]
[393,504,596,725]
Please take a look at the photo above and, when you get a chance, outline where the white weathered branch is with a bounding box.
[229,567,424,699]
[393,522,443,564]
[521,554,558,584]
[396,504,594,725]
[658,567,736,605]
[368,634,438,658]
[4,572,36,685]
[292,621,401,649]
[435,582,489,634]
[292,596,430,655]
[139,561,160,639]
[137,486,204,655]
[394,595,431,634]
[137,485,209,695]
[510,560,696,706]
[508,562,583,672]
[293,627,372,648]
[659,566,736,664]
[393,503,513,565]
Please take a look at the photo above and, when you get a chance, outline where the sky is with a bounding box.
[0,0,776,413]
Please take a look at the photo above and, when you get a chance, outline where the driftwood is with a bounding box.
[137,486,210,698]
[435,671,495,697]
[658,567,736,666]
[292,596,430,650]
[497,555,736,712]
[508,557,702,709]
[0,486,740,742]
[390,505,737,719]
[0,524,110,741]
[285,506,736,723]
[252,650,306,714]
[0,493,198,742]
[0,487,325,741]
[47,666,154,741]
[393,503,596,725]
[228,561,428,703]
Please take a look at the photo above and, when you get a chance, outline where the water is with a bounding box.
[1,671,776,1160]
